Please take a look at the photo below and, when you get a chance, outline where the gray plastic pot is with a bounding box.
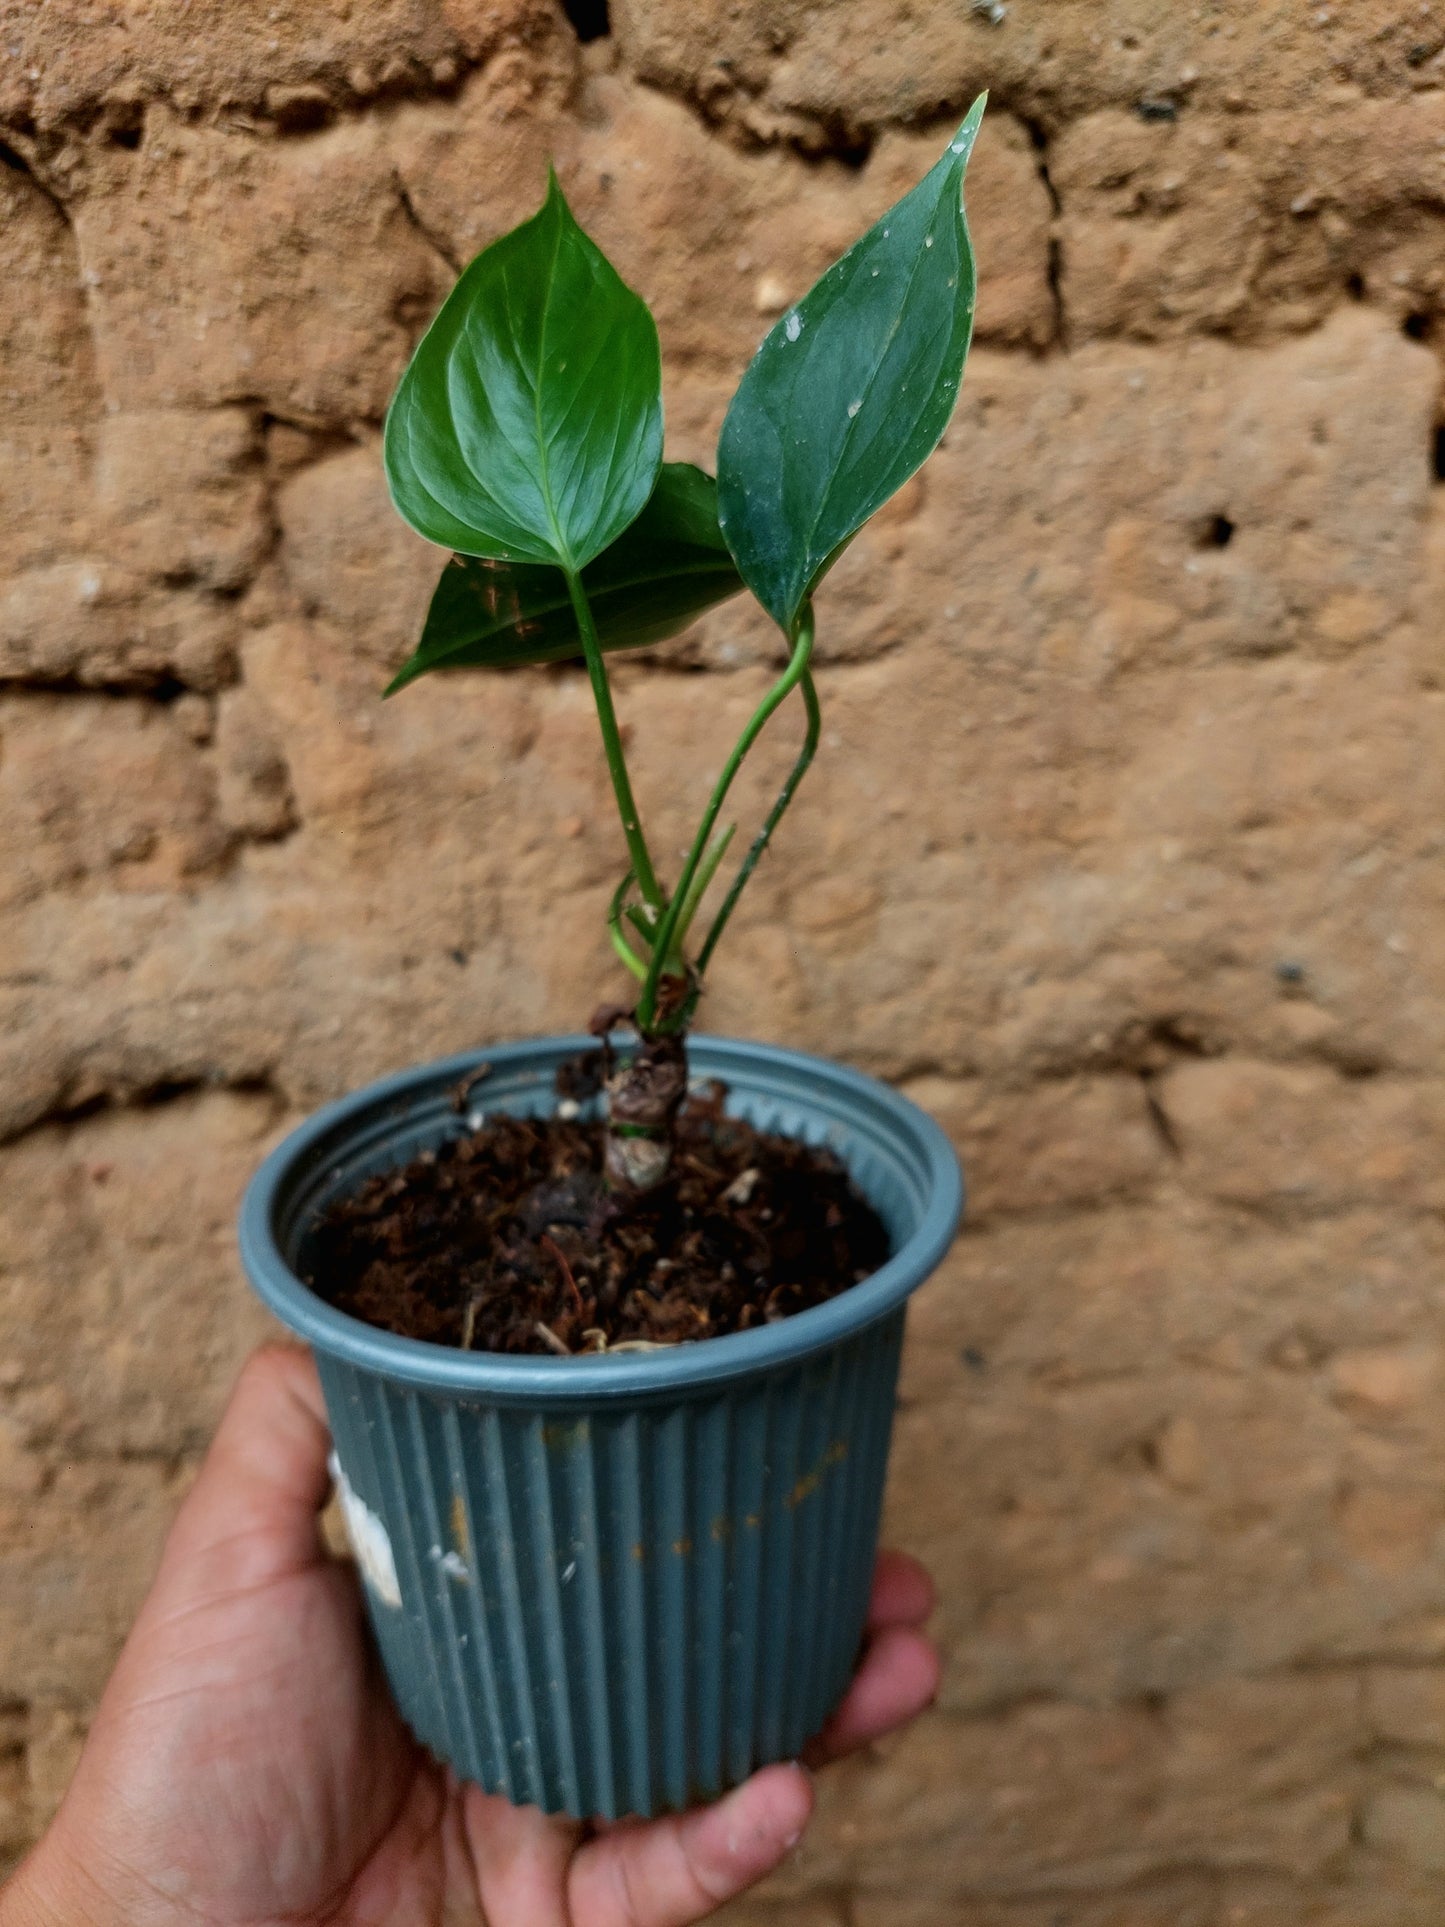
[239,1034,962,1820]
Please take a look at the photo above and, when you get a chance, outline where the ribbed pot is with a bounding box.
[239,1034,962,1819]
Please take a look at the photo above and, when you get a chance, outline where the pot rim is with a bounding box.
[239,1033,963,1402]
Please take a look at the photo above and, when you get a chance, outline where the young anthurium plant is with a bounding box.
[383,96,986,1193]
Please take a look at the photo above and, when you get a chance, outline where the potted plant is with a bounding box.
[240,95,985,1821]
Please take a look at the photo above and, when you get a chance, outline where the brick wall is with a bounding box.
[2,3,1444,1918]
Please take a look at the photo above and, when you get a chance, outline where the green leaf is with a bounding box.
[383,171,664,573]
[386,464,744,691]
[716,95,986,633]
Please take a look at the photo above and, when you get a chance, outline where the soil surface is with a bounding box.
[306,1069,890,1356]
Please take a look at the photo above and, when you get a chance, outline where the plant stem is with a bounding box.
[608,870,649,981]
[603,1030,689,1193]
[565,569,664,912]
[672,822,737,949]
[636,603,817,1032]
[697,666,820,974]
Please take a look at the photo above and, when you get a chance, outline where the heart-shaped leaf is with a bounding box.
[383,171,664,573]
[386,464,744,691]
[716,96,986,633]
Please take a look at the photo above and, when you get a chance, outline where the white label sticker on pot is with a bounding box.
[329,1451,402,1609]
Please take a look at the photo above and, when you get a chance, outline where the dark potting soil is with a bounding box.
[306,1068,890,1356]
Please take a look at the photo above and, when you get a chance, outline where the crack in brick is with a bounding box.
[393,172,462,278]
[0,1072,289,1150]
[0,135,70,224]
[1141,1070,1183,1159]
[1021,113,1067,351]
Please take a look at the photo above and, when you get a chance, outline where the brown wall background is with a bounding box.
[3,2,1445,1919]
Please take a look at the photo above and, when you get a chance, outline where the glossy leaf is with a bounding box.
[716,96,986,632]
[383,172,663,572]
[386,464,744,691]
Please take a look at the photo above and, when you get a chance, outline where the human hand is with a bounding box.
[3,1346,940,1927]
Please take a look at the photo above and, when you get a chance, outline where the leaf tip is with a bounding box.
[949,92,988,158]
[543,162,573,220]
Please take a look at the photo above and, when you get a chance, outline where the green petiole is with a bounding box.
[635,604,817,1033]
[608,870,649,982]
[697,666,821,975]
[566,570,665,915]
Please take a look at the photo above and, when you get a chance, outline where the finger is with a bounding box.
[464,1786,579,1927]
[568,1762,813,1927]
[803,1624,940,1767]
[161,1344,333,1589]
[866,1550,936,1631]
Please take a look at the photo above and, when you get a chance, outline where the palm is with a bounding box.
[25,1350,939,1927]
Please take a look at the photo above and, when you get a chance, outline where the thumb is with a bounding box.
[568,1763,814,1927]
[157,1344,334,1597]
